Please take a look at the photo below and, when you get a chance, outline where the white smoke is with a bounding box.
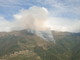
[13,6,48,31]
[1,6,80,42]
[0,6,55,42]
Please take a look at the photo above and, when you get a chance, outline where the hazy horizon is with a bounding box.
[0,0,80,33]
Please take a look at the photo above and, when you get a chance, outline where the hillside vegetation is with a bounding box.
[0,30,80,60]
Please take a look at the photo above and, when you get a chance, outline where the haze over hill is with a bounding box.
[0,30,80,60]
[0,0,80,60]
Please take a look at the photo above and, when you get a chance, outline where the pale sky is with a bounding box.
[0,0,80,32]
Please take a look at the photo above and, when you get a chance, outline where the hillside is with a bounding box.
[0,30,80,60]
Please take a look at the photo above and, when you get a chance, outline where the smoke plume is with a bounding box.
[0,6,55,42]
[13,6,48,31]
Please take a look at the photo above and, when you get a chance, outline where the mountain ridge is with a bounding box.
[0,30,80,60]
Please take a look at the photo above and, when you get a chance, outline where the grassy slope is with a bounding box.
[0,30,80,60]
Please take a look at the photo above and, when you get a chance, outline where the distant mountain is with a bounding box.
[0,30,80,60]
